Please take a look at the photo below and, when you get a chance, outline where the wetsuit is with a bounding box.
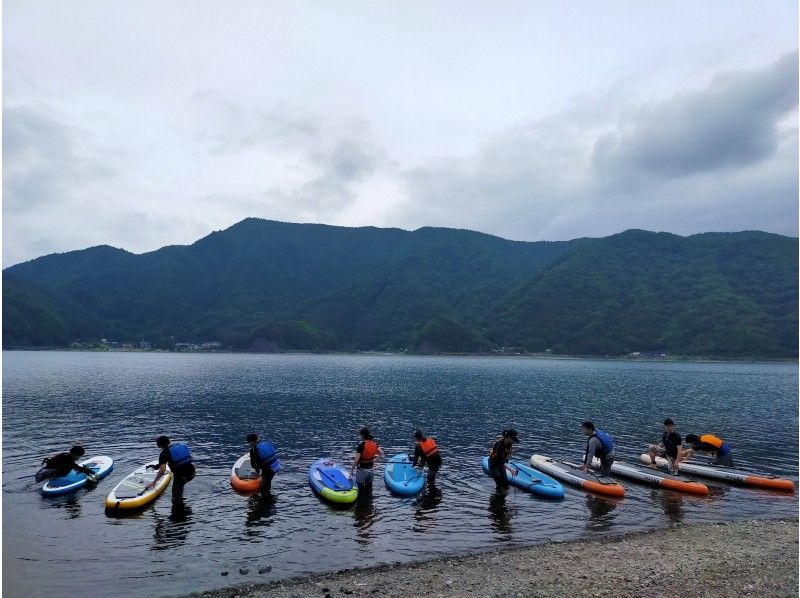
[36,453,93,482]
[159,445,196,502]
[412,437,442,486]
[489,439,511,490]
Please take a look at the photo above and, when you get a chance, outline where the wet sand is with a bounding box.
[195,518,798,597]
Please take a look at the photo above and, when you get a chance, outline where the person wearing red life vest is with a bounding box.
[351,427,385,493]
[412,429,443,486]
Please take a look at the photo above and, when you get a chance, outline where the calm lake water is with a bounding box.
[3,352,798,597]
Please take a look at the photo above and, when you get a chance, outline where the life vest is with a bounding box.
[419,437,439,458]
[255,441,277,465]
[595,430,614,453]
[699,435,723,449]
[359,440,379,467]
[168,443,192,467]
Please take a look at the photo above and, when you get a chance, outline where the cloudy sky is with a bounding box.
[3,2,798,266]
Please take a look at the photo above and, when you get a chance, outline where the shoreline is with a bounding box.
[194,518,798,598]
[3,347,797,364]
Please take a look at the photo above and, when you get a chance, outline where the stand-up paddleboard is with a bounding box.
[482,456,564,499]
[591,457,708,495]
[639,454,795,492]
[105,461,172,511]
[41,456,114,496]
[231,453,261,492]
[531,454,624,498]
[384,454,425,496]
[309,458,358,505]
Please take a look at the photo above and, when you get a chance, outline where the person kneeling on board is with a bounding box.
[646,418,686,474]
[247,433,281,495]
[146,436,196,502]
[35,445,98,483]
[352,427,385,493]
[580,421,615,476]
[412,429,443,487]
[488,429,519,491]
[684,434,734,467]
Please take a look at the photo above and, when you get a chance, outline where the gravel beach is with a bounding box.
[195,518,798,598]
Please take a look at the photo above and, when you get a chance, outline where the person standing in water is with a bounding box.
[412,429,443,487]
[247,433,281,495]
[580,421,615,476]
[147,436,196,502]
[488,429,519,491]
[352,427,385,493]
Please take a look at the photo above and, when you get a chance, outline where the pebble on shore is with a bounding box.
[193,519,798,598]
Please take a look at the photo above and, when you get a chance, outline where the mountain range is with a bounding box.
[3,218,797,358]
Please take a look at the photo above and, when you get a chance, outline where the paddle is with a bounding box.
[319,467,350,491]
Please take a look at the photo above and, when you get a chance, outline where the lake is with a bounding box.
[2,351,797,597]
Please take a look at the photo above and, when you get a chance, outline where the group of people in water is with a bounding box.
[38,417,733,501]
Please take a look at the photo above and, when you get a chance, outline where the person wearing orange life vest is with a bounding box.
[684,434,734,467]
[352,427,385,493]
[412,430,443,486]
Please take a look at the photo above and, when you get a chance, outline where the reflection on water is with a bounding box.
[3,352,797,597]
[245,494,277,529]
[353,494,378,546]
[654,490,685,523]
[585,494,619,531]
[488,492,513,536]
[413,487,443,533]
[152,502,193,551]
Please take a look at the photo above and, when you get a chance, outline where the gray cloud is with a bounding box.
[2,103,115,214]
[397,53,799,241]
[592,52,798,180]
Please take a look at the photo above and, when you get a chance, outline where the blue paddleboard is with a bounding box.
[482,456,564,499]
[309,458,358,505]
[41,455,114,496]
[384,454,425,496]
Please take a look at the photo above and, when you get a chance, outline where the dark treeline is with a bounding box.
[3,219,797,358]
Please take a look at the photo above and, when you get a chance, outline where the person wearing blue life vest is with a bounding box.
[580,421,615,476]
[246,433,281,495]
[146,435,195,502]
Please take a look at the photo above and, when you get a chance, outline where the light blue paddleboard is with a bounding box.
[384,454,425,496]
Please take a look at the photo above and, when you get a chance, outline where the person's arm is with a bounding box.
[377,447,385,460]
[412,444,423,467]
[352,447,362,472]
[250,448,261,473]
[582,439,598,470]
[147,464,167,489]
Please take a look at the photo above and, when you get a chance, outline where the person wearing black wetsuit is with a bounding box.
[488,429,519,491]
[36,445,97,483]
[146,435,196,502]
[412,429,443,486]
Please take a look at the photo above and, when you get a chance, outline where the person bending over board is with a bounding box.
[147,436,196,502]
[646,418,686,474]
[580,421,615,476]
[352,427,385,493]
[488,429,519,491]
[683,434,734,467]
[412,429,443,487]
[35,445,98,483]
[247,433,281,495]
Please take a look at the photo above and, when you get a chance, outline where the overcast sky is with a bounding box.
[3,1,798,266]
